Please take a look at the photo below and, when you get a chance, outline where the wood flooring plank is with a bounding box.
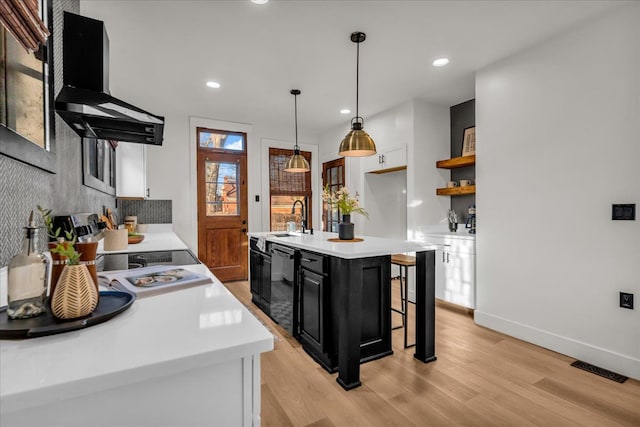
[223,281,640,427]
[533,377,640,427]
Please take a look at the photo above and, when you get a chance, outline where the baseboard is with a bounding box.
[474,310,640,380]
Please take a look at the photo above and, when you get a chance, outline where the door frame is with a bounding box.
[189,118,253,256]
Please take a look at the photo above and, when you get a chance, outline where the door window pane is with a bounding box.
[199,129,244,151]
[205,161,239,216]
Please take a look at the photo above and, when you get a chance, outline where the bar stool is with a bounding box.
[391,254,416,348]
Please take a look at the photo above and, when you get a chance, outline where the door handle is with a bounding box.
[242,220,247,225]
[241,228,247,233]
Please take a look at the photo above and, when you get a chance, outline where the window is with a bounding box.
[0,0,56,173]
[269,148,312,231]
[82,138,116,195]
[198,128,245,152]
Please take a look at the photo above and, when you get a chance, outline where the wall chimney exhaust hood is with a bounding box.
[55,12,164,145]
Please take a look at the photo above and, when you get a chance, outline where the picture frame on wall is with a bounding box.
[461,126,476,156]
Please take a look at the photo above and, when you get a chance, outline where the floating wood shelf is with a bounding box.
[436,185,476,196]
[436,155,476,169]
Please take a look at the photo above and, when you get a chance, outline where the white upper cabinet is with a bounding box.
[363,144,406,173]
[116,142,147,198]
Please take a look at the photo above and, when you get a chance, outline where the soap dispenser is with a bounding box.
[7,211,50,319]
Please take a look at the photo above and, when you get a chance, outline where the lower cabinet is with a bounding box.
[429,235,476,309]
[249,249,271,315]
[299,268,325,353]
[250,242,392,373]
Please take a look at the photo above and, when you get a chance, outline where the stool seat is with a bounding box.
[391,254,416,267]
[391,253,416,349]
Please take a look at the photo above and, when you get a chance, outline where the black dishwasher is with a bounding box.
[270,244,300,336]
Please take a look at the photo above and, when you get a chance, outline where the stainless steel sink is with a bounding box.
[270,233,294,238]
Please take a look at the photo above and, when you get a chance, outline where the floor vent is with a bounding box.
[570,360,628,383]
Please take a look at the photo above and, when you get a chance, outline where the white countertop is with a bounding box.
[97,231,188,254]
[250,230,436,258]
[1,232,274,414]
[423,231,476,240]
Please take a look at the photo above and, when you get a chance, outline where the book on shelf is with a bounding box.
[98,265,213,298]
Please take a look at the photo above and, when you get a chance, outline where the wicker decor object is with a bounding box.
[51,265,99,320]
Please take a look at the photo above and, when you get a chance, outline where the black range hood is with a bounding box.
[55,12,164,145]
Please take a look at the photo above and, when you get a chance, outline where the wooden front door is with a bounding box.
[196,128,248,282]
[322,157,345,232]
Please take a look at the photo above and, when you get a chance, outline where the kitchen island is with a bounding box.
[249,231,437,390]
[0,229,274,427]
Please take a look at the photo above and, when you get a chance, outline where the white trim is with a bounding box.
[260,138,319,232]
[189,117,253,257]
[474,310,640,380]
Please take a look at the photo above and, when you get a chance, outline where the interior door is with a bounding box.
[197,131,248,282]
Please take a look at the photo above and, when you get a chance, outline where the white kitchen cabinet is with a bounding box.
[426,234,476,309]
[363,144,406,173]
[116,142,148,198]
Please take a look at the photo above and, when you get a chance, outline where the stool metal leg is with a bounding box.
[391,263,405,330]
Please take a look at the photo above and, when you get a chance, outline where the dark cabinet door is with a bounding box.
[250,250,261,296]
[300,268,324,351]
[261,255,272,305]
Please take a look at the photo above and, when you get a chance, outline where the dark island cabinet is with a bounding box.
[249,238,271,315]
[299,249,330,367]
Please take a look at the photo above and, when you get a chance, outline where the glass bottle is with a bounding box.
[7,211,50,319]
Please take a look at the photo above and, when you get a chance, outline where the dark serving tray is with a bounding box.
[0,291,135,339]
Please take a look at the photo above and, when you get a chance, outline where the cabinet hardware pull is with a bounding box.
[301,258,316,262]
[446,252,450,263]
[442,252,446,263]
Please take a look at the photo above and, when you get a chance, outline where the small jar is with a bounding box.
[7,216,50,319]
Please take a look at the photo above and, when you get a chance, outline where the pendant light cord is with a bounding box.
[294,92,299,150]
[356,39,360,120]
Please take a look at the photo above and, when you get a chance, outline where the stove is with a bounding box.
[97,250,200,272]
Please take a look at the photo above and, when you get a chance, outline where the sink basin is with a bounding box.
[271,233,294,238]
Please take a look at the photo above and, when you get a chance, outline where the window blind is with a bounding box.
[0,0,49,53]
[269,148,312,195]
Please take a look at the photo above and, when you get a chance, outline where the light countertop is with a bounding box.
[250,230,436,258]
[1,231,274,414]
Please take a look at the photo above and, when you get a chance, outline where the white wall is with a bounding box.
[318,100,449,238]
[363,170,407,239]
[146,114,318,251]
[475,3,640,379]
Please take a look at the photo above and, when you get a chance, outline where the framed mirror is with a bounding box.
[0,0,56,173]
[82,138,116,196]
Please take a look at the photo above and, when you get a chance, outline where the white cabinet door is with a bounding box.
[116,142,147,198]
[382,145,406,170]
[442,250,475,309]
[362,144,406,173]
[435,248,446,301]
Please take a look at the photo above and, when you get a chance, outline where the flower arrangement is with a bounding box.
[322,185,368,218]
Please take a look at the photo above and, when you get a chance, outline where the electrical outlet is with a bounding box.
[620,292,634,309]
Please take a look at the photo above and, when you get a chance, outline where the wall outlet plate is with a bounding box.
[612,204,635,220]
[620,292,634,309]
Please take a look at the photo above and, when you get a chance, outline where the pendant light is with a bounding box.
[338,31,377,157]
[284,89,310,172]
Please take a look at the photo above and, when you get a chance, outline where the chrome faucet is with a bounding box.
[291,199,307,233]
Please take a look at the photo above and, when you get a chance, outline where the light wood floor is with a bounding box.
[224,280,640,427]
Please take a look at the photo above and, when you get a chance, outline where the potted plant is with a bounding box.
[37,206,99,319]
[322,185,368,240]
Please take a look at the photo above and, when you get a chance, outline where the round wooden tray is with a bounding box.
[327,238,364,243]
[128,234,145,244]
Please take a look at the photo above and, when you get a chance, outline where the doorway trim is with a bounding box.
[189,117,253,258]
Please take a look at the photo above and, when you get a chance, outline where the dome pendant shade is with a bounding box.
[284,89,310,173]
[284,149,310,172]
[338,118,376,156]
[340,31,376,157]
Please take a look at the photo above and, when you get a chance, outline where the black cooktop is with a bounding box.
[97,250,200,272]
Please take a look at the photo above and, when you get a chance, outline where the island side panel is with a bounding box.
[414,250,437,363]
[336,257,364,390]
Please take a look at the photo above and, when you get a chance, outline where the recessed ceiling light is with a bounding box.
[251,0,269,4]
[340,109,351,114]
[432,58,450,67]
[206,81,221,88]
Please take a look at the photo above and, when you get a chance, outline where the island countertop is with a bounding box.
[249,230,436,259]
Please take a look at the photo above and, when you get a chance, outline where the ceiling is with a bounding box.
[81,0,624,136]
